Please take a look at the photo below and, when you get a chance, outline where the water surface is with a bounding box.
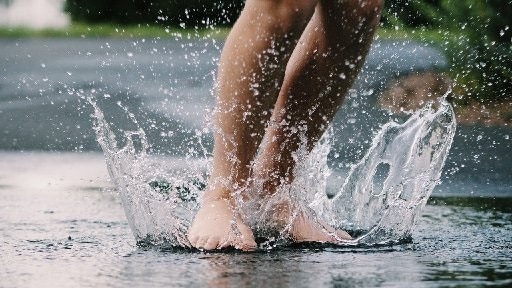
[1,38,511,287]
[1,152,511,287]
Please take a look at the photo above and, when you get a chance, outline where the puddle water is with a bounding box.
[1,153,510,287]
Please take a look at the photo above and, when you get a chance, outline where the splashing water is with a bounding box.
[88,98,206,247]
[311,96,456,245]
[87,94,455,248]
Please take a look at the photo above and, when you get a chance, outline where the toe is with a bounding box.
[218,238,232,250]
[239,238,257,251]
[335,230,352,240]
[322,229,352,243]
[229,233,256,251]
[238,226,257,250]
[195,237,208,250]
[187,234,199,247]
[204,237,220,250]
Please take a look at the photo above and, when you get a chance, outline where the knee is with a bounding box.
[246,0,318,30]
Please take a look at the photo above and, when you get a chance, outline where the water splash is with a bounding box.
[313,96,456,245]
[88,94,455,248]
[88,98,206,247]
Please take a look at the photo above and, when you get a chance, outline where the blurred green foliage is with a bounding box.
[64,0,244,28]
[382,0,512,103]
[63,0,511,103]
[0,22,230,38]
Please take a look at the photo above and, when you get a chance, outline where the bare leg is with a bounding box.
[188,0,318,250]
[253,0,383,243]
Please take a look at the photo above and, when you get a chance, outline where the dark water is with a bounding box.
[1,38,511,287]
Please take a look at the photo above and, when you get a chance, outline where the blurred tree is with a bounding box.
[65,0,511,103]
[383,0,512,103]
[65,0,244,27]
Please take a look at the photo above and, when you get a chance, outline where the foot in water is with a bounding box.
[263,201,352,244]
[188,197,350,250]
[187,199,257,251]
[288,209,352,243]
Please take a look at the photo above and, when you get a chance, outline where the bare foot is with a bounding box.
[187,199,257,251]
[288,209,352,243]
[264,201,351,244]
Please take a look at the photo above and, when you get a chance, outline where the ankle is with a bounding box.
[201,190,233,204]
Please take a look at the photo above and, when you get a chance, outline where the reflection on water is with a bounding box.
[0,152,511,287]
